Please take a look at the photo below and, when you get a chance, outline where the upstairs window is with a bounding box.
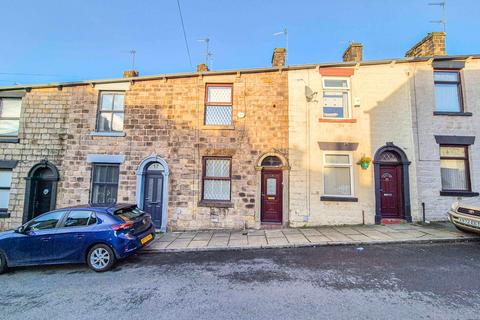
[323,153,354,197]
[0,98,21,137]
[434,70,463,112]
[91,164,119,205]
[0,169,12,213]
[97,92,125,132]
[204,84,233,126]
[440,145,470,191]
[202,157,231,201]
[322,78,350,119]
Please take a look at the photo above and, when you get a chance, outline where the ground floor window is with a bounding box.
[323,152,353,197]
[91,164,119,204]
[202,157,231,201]
[0,169,12,212]
[440,145,470,191]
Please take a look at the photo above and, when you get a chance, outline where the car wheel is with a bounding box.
[0,252,7,274]
[87,244,116,272]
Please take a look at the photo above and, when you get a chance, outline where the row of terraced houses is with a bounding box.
[1,32,479,232]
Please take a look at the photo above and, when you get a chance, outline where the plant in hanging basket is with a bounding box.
[357,155,372,169]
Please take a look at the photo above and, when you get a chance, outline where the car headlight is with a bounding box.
[451,201,459,211]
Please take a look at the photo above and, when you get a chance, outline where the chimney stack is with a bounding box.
[123,70,139,78]
[197,63,209,72]
[405,32,446,58]
[342,43,363,62]
[271,48,286,67]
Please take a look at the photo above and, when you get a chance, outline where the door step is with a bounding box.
[260,223,283,230]
[381,218,406,225]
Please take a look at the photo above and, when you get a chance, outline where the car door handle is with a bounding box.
[75,234,85,239]
[41,237,52,241]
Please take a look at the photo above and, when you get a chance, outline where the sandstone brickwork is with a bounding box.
[0,70,288,231]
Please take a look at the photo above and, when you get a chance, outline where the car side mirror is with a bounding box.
[15,225,27,234]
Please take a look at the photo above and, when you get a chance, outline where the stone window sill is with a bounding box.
[440,191,479,197]
[433,111,472,117]
[89,131,126,137]
[319,118,357,123]
[0,137,19,143]
[320,196,358,202]
[201,125,235,130]
[198,201,234,208]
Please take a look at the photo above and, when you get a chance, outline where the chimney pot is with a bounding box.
[405,32,446,58]
[123,70,139,78]
[196,63,209,72]
[271,48,286,67]
[343,43,363,62]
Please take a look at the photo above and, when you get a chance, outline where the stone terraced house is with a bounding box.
[0,32,479,231]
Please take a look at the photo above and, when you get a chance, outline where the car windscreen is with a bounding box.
[114,207,146,222]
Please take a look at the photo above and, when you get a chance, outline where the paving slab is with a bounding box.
[193,232,213,241]
[299,228,321,236]
[188,240,209,248]
[267,237,290,245]
[142,222,480,253]
[305,235,331,243]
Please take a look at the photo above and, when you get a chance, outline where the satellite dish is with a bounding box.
[305,85,317,101]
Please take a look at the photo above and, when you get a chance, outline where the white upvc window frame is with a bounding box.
[321,77,351,119]
[322,151,355,197]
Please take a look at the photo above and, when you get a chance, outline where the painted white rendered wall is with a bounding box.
[288,63,421,226]
[412,59,480,221]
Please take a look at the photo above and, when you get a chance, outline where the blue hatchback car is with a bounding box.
[0,204,156,273]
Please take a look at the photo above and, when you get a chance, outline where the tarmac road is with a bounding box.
[1,242,480,320]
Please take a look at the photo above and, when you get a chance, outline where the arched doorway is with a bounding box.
[23,160,60,222]
[256,153,289,225]
[136,155,169,232]
[374,144,411,224]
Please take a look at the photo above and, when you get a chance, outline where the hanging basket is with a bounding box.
[357,156,372,170]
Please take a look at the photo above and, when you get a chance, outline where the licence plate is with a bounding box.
[141,234,153,245]
[458,218,480,228]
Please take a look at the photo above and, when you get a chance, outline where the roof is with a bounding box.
[61,203,135,212]
[0,54,479,91]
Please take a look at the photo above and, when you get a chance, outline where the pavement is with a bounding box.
[2,242,480,320]
[144,221,479,253]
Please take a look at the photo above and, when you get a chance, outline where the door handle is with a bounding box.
[41,237,51,241]
[75,234,85,239]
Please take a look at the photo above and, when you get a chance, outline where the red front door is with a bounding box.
[379,166,402,219]
[261,170,283,223]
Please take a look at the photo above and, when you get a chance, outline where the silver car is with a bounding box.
[449,199,480,234]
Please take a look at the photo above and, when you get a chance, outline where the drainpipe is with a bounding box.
[422,202,426,224]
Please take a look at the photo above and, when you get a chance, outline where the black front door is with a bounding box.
[33,179,54,218]
[143,173,163,228]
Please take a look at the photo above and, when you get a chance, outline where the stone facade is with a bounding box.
[1,33,479,231]
[0,88,70,230]
[0,70,289,231]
